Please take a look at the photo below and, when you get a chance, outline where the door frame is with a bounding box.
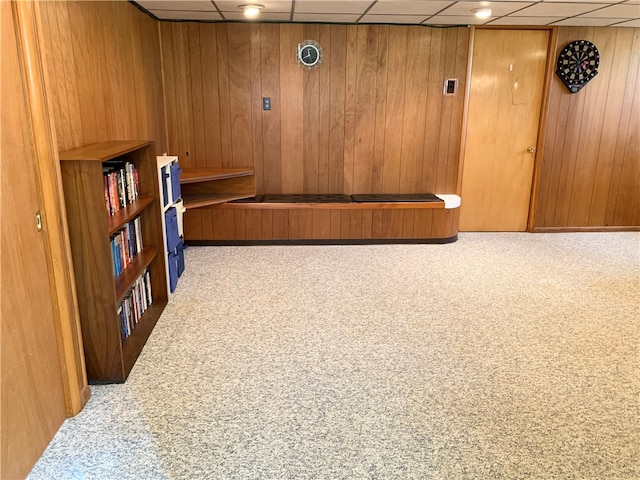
[12,0,90,414]
[456,25,558,232]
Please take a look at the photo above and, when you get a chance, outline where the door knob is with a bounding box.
[527,146,537,154]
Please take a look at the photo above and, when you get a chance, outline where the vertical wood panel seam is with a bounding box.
[192,25,202,162]
[607,31,640,224]
[158,22,170,153]
[378,26,389,193]
[613,61,640,221]
[543,29,567,225]
[586,28,620,225]
[398,28,409,193]
[578,29,612,225]
[455,26,475,195]
[565,26,594,224]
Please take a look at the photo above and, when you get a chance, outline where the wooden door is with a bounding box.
[1,2,67,478]
[460,29,549,231]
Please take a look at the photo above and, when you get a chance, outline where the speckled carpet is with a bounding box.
[29,233,639,480]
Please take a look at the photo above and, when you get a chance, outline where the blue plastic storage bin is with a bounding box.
[161,165,170,208]
[164,207,180,252]
[168,251,179,293]
[177,241,185,277]
[170,162,182,202]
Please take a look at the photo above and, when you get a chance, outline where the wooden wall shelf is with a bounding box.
[180,167,255,209]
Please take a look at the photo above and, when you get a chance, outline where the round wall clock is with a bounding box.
[556,40,599,94]
[297,40,322,69]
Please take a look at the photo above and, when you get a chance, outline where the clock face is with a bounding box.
[556,40,599,94]
[300,45,319,66]
[297,40,322,69]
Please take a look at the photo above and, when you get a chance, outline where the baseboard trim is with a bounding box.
[533,226,640,233]
[186,235,458,246]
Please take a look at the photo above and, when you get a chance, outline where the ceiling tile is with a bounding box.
[611,18,640,25]
[215,1,292,13]
[552,15,629,24]
[513,2,603,15]
[135,0,638,24]
[293,13,361,22]
[489,15,564,24]
[222,11,292,20]
[137,1,217,11]
[359,14,428,23]
[426,14,489,24]
[439,1,533,16]
[580,3,640,17]
[149,9,223,20]
[294,1,373,14]
[368,0,454,15]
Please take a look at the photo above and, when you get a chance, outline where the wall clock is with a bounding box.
[297,40,322,69]
[556,40,599,94]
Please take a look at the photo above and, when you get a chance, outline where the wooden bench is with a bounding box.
[182,192,461,245]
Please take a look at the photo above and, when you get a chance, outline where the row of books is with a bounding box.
[111,217,143,277]
[117,269,153,343]
[104,161,140,217]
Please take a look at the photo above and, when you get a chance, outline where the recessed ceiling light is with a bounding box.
[239,4,264,19]
[473,8,492,19]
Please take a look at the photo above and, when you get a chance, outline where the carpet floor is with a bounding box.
[28,232,639,479]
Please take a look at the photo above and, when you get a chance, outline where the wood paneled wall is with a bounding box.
[535,27,640,229]
[161,23,469,196]
[39,1,167,153]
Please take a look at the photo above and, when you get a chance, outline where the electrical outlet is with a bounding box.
[263,97,271,111]
[444,78,458,96]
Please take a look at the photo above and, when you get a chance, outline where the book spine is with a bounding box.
[111,237,117,277]
[145,269,152,305]
[133,167,139,200]
[118,167,126,209]
[109,172,118,215]
[127,163,135,204]
[134,217,143,253]
[104,175,111,216]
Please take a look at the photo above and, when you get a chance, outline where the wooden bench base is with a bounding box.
[183,204,460,245]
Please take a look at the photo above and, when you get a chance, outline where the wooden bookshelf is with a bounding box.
[180,167,255,209]
[59,140,168,383]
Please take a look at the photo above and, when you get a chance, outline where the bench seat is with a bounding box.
[223,193,455,210]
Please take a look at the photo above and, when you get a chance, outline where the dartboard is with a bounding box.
[556,40,600,94]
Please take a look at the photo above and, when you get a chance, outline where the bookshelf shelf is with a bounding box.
[121,301,167,375]
[107,196,154,235]
[114,246,158,302]
[59,140,168,383]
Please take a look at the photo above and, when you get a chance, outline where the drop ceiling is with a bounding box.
[132,0,639,27]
